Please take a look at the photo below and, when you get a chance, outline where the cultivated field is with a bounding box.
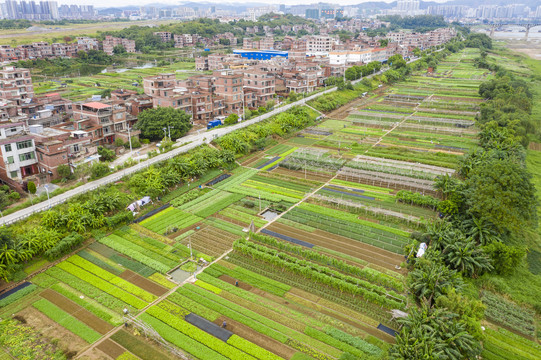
[2,48,539,360]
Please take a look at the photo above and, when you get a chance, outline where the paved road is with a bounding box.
[0,86,341,226]
[0,63,406,227]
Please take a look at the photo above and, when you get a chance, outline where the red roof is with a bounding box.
[82,102,111,110]
[45,93,59,97]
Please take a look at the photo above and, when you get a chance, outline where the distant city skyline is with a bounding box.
[60,0,447,8]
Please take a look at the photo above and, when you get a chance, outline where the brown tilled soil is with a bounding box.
[40,288,113,334]
[218,274,253,291]
[119,270,168,297]
[182,227,237,257]
[213,316,297,359]
[78,347,112,360]
[17,307,88,354]
[266,222,404,273]
[96,339,126,359]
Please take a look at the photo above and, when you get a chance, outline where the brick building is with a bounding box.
[0,67,33,101]
[102,36,136,56]
[154,32,172,42]
[0,122,39,186]
[243,68,275,107]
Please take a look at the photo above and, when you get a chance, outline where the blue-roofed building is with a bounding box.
[233,49,288,60]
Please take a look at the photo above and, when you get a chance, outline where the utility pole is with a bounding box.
[127,126,133,157]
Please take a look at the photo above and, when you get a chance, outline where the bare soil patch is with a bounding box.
[17,306,88,354]
[213,316,297,359]
[79,347,112,360]
[96,339,126,359]
[119,270,168,297]
[40,288,113,334]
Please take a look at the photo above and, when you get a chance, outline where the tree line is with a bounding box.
[391,40,538,359]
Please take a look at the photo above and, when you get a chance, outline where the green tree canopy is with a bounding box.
[135,107,192,141]
[464,158,537,237]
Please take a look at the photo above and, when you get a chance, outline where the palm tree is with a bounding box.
[463,216,500,245]
[443,239,493,277]
[0,244,17,265]
[390,303,481,360]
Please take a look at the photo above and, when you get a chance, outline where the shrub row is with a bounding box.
[249,232,404,291]
[234,239,405,310]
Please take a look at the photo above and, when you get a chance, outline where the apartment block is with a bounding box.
[306,36,335,54]
[30,125,70,180]
[71,101,130,145]
[243,68,275,107]
[0,67,34,101]
[243,36,274,50]
[0,122,39,186]
[154,32,172,42]
[213,70,243,115]
[102,36,136,56]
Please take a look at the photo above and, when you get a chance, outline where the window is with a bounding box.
[4,144,12,152]
[10,171,17,179]
[16,140,32,150]
[7,156,14,164]
[39,153,43,161]
[9,127,17,133]
[19,152,35,161]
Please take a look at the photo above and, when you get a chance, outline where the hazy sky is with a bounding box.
[60,0,413,9]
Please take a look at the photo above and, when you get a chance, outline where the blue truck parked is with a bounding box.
[207,119,222,129]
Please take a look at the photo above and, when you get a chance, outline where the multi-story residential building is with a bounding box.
[282,62,322,93]
[306,35,335,54]
[30,125,69,181]
[329,50,372,65]
[102,36,136,56]
[195,57,209,70]
[72,101,130,145]
[143,73,178,97]
[243,36,274,50]
[213,70,243,115]
[174,34,199,48]
[0,121,39,186]
[76,37,99,50]
[0,66,33,101]
[154,32,172,42]
[243,68,275,107]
